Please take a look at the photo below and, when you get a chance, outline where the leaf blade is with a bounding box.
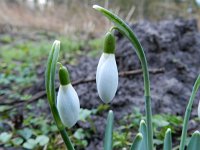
[104,110,114,150]
[163,128,172,150]
[130,133,143,150]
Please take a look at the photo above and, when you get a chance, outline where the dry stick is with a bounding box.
[2,68,164,109]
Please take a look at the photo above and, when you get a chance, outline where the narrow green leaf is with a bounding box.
[130,133,143,150]
[45,40,57,105]
[180,75,200,150]
[163,128,172,150]
[50,41,60,104]
[45,40,60,106]
[104,110,114,150]
[187,131,200,150]
[45,40,75,150]
[139,120,148,150]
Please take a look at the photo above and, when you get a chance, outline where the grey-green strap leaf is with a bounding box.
[163,128,172,150]
[104,110,114,150]
[187,131,200,150]
[130,133,143,150]
[45,40,75,150]
[139,120,148,150]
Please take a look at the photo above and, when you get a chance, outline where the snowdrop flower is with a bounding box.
[96,32,118,103]
[57,65,80,128]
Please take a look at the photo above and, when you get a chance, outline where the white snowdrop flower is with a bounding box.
[57,65,80,128]
[96,32,118,103]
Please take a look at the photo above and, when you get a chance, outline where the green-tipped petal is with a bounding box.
[163,128,172,150]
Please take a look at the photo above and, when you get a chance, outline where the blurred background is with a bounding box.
[0,0,200,35]
[0,0,200,150]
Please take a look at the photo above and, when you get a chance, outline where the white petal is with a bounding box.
[57,84,80,128]
[96,53,111,82]
[198,101,200,119]
[96,53,118,103]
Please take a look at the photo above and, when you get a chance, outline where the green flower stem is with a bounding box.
[45,40,75,150]
[179,75,200,150]
[93,5,153,150]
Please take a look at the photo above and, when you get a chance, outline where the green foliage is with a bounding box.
[0,132,12,143]
[73,128,88,148]
[187,131,200,150]
[130,133,143,150]
[104,110,114,150]
[0,32,108,149]
[17,128,33,140]
[87,37,104,57]
[0,105,12,112]
[11,137,24,146]
[0,35,13,43]
[163,129,172,150]
[139,120,148,150]
[111,108,184,149]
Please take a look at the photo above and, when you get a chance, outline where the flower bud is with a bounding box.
[57,65,80,128]
[96,32,118,103]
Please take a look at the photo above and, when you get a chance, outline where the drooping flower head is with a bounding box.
[57,65,80,128]
[96,32,118,103]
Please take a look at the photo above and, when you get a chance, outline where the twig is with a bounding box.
[1,68,164,110]
[125,6,135,23]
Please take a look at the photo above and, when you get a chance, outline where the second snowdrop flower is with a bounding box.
[96,32,118,103]
[57,65,80,128]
